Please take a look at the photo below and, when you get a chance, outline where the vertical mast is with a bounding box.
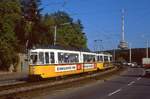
[146,40,149,58]
[118,8,128,49]
[122,9,125,41]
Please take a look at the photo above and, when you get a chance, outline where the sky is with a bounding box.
[41,0,150,51]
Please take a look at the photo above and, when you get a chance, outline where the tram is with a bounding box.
[28,47,113,79]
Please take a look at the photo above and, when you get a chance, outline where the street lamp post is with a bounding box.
[54,26,57,46]
[53,22,70,46]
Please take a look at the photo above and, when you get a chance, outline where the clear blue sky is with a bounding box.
[41,0,150,50]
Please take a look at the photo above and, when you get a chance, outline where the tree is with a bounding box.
[20,0,43,48]
[0,0,88,71]
[43,11,87,49]
[0,0,21,70]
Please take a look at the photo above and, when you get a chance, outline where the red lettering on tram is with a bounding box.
[77,64,81,70]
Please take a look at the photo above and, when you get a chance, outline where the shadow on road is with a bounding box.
[121,74,150,78]
[120,74,143,78]
[142,74,150,78]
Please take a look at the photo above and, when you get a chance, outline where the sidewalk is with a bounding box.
[0,71,28,81]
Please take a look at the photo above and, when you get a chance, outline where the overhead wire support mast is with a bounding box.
[129,43,132,63]
[94,39,103,52]
[146,40,149,58]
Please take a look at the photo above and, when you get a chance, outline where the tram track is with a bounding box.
[0,80,26,87]
[0,67,124,98]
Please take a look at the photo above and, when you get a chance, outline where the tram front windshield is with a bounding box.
[30,52,38,65]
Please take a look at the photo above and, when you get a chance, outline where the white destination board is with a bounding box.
[55,65,77,72]
[84,64,95,69]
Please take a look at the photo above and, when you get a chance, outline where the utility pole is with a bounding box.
[53,22,70,46]
[113,48,116,61]
[100,40,103,52]
[54,26,57,46]
[146,40,149,58]
[94,40,97,52]
[129,43,132,63]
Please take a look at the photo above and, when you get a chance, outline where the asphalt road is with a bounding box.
[35,67,150,99]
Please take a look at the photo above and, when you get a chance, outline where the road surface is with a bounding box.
[34,67,150,99]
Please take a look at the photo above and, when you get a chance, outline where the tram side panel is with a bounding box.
[29,64,83,78]
[96,62,105,70]
[96,62,113,70]
[83,63,97,72]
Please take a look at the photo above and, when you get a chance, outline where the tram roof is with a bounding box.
[30,45,93,53]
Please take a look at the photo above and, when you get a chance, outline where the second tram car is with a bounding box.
[81,52,97,72]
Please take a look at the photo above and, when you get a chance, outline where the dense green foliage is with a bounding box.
[0,0,21,70]
[42,11,87,48]
[0,0,87,70]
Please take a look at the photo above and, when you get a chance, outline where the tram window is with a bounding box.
[30,54,37,64]
[68,54,79,63]
[97,56,99,61]
[92,56,95,62]
[64,54,69,63]
[39,52,44,64]
[100,56,103,61]
[83,54,87,62]
[50,52,55,64]
[104,56,109,62]
[110,57,112,62]
[83,54,95,62]
[75,55,79,62]
[58,52,64,63]
[58,52,79,64]
[45,52,49,64]
[97,56,103,62]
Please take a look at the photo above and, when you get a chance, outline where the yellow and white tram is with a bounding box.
[29,48,113,79]
[80,51,97,72]
[103,54,113,69]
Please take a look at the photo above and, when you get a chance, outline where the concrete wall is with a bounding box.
[16,53,29,73]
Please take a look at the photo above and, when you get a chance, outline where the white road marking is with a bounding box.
[137,77,141,81]
[127,81,135,86]
[108,88,122,96]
